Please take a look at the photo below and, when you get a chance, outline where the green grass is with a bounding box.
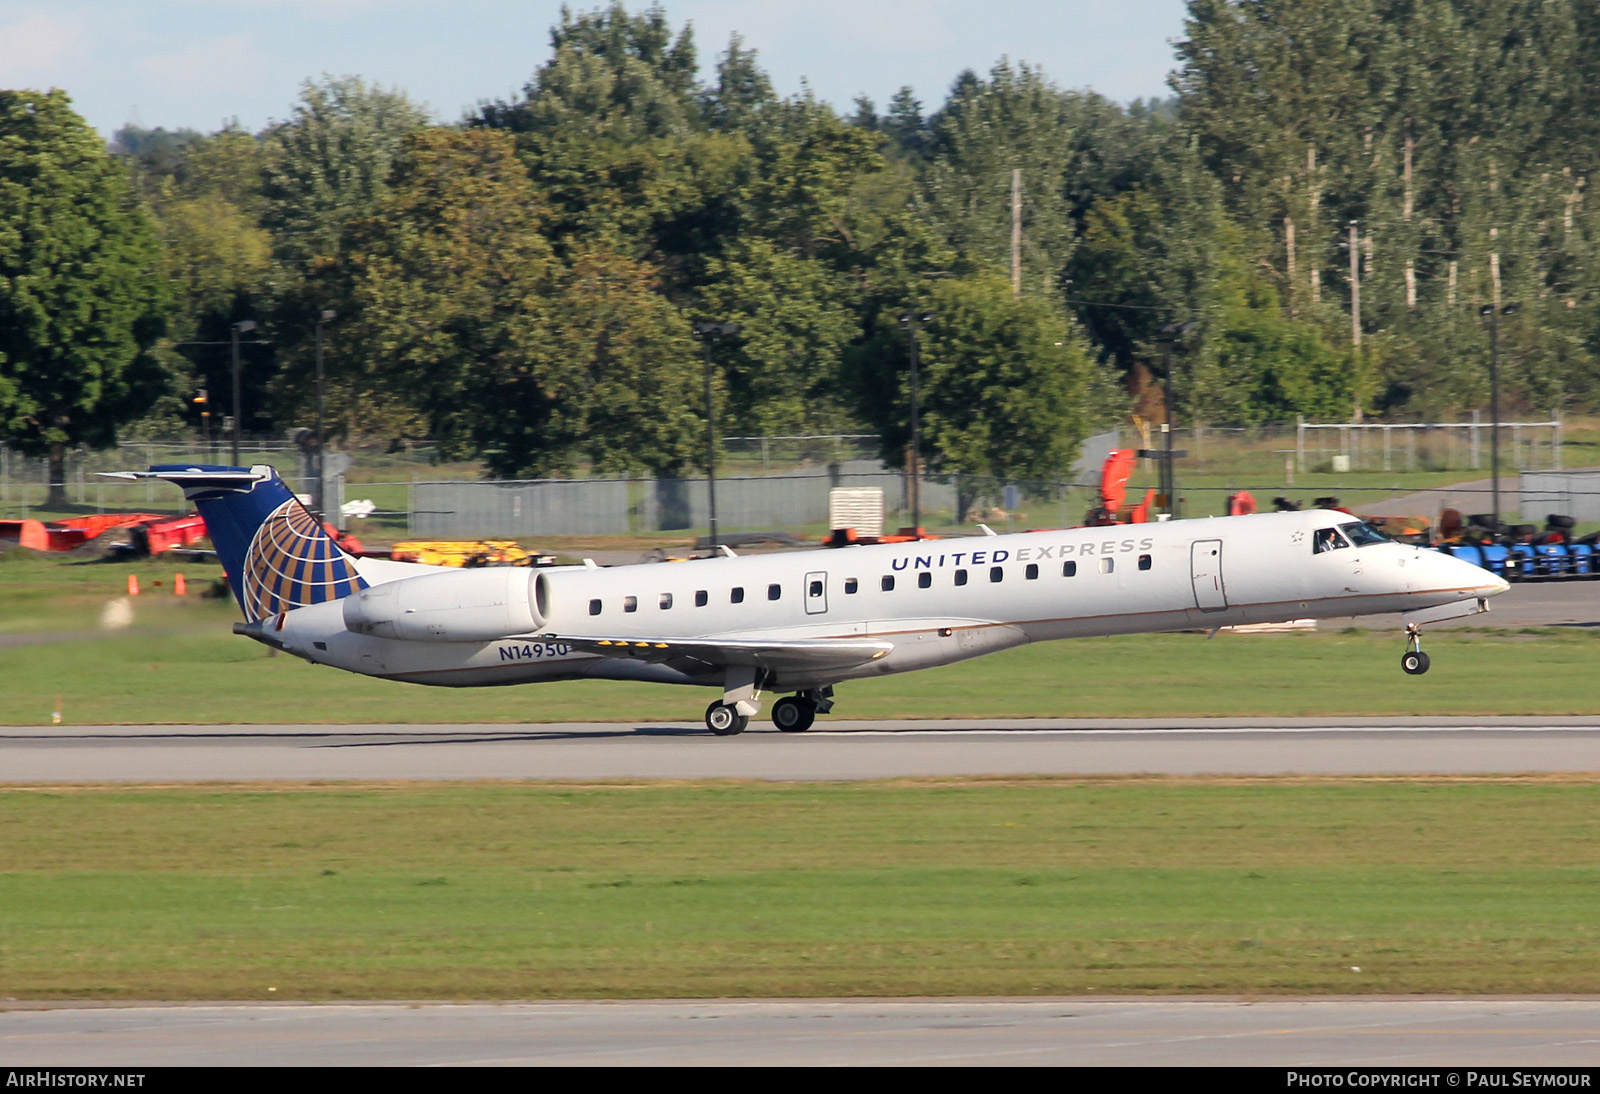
[8,623,1600,725]
[1,778,1597,999]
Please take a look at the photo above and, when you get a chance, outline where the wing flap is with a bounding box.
[548,634,893,674]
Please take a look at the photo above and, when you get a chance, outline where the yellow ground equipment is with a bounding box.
[387,540,553,567]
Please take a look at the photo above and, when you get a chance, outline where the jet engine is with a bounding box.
[342,567,546,643]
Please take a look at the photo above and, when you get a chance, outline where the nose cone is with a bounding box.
[1432,549,1510,598]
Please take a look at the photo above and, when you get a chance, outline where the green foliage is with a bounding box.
[30,0,1600,478]
[698,239,859,436]
[0,90,168,486]
[260,76,431,273]
[348,127,554,462]
[541,247,705,476]
[851,275,1094,484]
[1173,0,1600,417]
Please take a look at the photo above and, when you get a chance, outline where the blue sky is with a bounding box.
[0,1,1193,136]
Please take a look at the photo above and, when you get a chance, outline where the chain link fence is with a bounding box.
[4,419,1593,541]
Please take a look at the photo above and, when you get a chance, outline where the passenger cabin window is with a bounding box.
[989,566,1004,583]
[955,569,968,586]
[624,596,638,613]
[881,575,895,591]
[1313,527,1351,554]
[1099,557,1114,574]
[768,583,782,601]
[809,579,824,598]
[731,587,745,604]
[695,590,708,607]
[1138,554,1152,571]
[1063,561,1078,577]
[918,572,932,589]
[659,593,673,609]
[589,599,602,616]
[1025,564,1039,580]
[845,578,859,594]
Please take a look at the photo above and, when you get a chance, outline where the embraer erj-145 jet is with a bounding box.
[117,465,1508,735]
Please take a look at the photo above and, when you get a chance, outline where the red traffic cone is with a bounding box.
[127,574,139,596]
[174,573,187,596]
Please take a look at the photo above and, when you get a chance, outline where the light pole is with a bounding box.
[314,309,337,518]
[898,310,936,535]
[1152,321,1197,518]
[1479,302,1520,533]
[229,320,256,466]
[693,321,739,552]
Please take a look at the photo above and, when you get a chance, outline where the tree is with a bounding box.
[921,61,1087,289]
[260,76,431,274]
[543,249,705,477]
[698,239,860,436]
[701,33,774,132]
[475,2,717,252]
[128,126,274,439]
[347,128,557,457]
[257,76,430,437]
[0,90,167,502]
[351,129,704,477]
[849,274,1098,515]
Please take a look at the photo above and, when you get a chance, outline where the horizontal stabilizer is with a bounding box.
[545,634,893,675]
[104,464,365,619]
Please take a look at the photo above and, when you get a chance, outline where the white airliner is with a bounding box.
[118,465,1508,735]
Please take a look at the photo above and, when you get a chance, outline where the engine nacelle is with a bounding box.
[342,567,546,643]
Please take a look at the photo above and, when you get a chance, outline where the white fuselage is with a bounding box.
[253,510,1507,694]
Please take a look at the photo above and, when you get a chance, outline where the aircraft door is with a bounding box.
[1190,539,1228,611]
[804,571,828,615]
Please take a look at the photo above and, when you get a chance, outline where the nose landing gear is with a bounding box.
[1401,623,1432,675]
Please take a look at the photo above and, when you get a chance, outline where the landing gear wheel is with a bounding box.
[705,701,748,736]
[771,696,816,733]
[1401,650,1431,675]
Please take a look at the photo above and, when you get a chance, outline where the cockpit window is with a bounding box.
[1312,527,1350,554]
[1338,521,1390,547]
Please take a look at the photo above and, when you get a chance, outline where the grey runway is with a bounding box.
[4,718,1600,781]
[6,999,1600,1066]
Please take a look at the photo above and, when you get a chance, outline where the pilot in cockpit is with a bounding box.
[1312,527,1347,554]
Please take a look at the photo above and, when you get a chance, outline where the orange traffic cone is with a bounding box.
[174,573,187,596]
[127,574,139,596]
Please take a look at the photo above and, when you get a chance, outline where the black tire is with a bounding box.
[705,701,747,736]
[1401,650,1431,675]
[772,696,816,733]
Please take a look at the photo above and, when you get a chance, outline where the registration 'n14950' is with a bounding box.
[498,642,573,662]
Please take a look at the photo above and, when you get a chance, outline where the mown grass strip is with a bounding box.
[1,778,1597,999]
[6,623,1600,724]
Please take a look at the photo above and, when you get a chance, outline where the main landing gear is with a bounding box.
[702,687,836,735]
[771,688,834,733]
[1401,623,1432,675]
[705,700,749,736]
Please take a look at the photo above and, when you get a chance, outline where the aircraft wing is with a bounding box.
[547,634,893,675]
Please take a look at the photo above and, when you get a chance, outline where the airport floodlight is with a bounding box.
[1477,302,1520,531]
[314,310,339,518]
[896,312,936,534]
[694,321,740,551]
[229,321,258,466]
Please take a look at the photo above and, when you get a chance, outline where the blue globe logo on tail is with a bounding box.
[242,498,367,620]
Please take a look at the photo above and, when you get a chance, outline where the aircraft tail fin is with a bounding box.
[107,465,367,620]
